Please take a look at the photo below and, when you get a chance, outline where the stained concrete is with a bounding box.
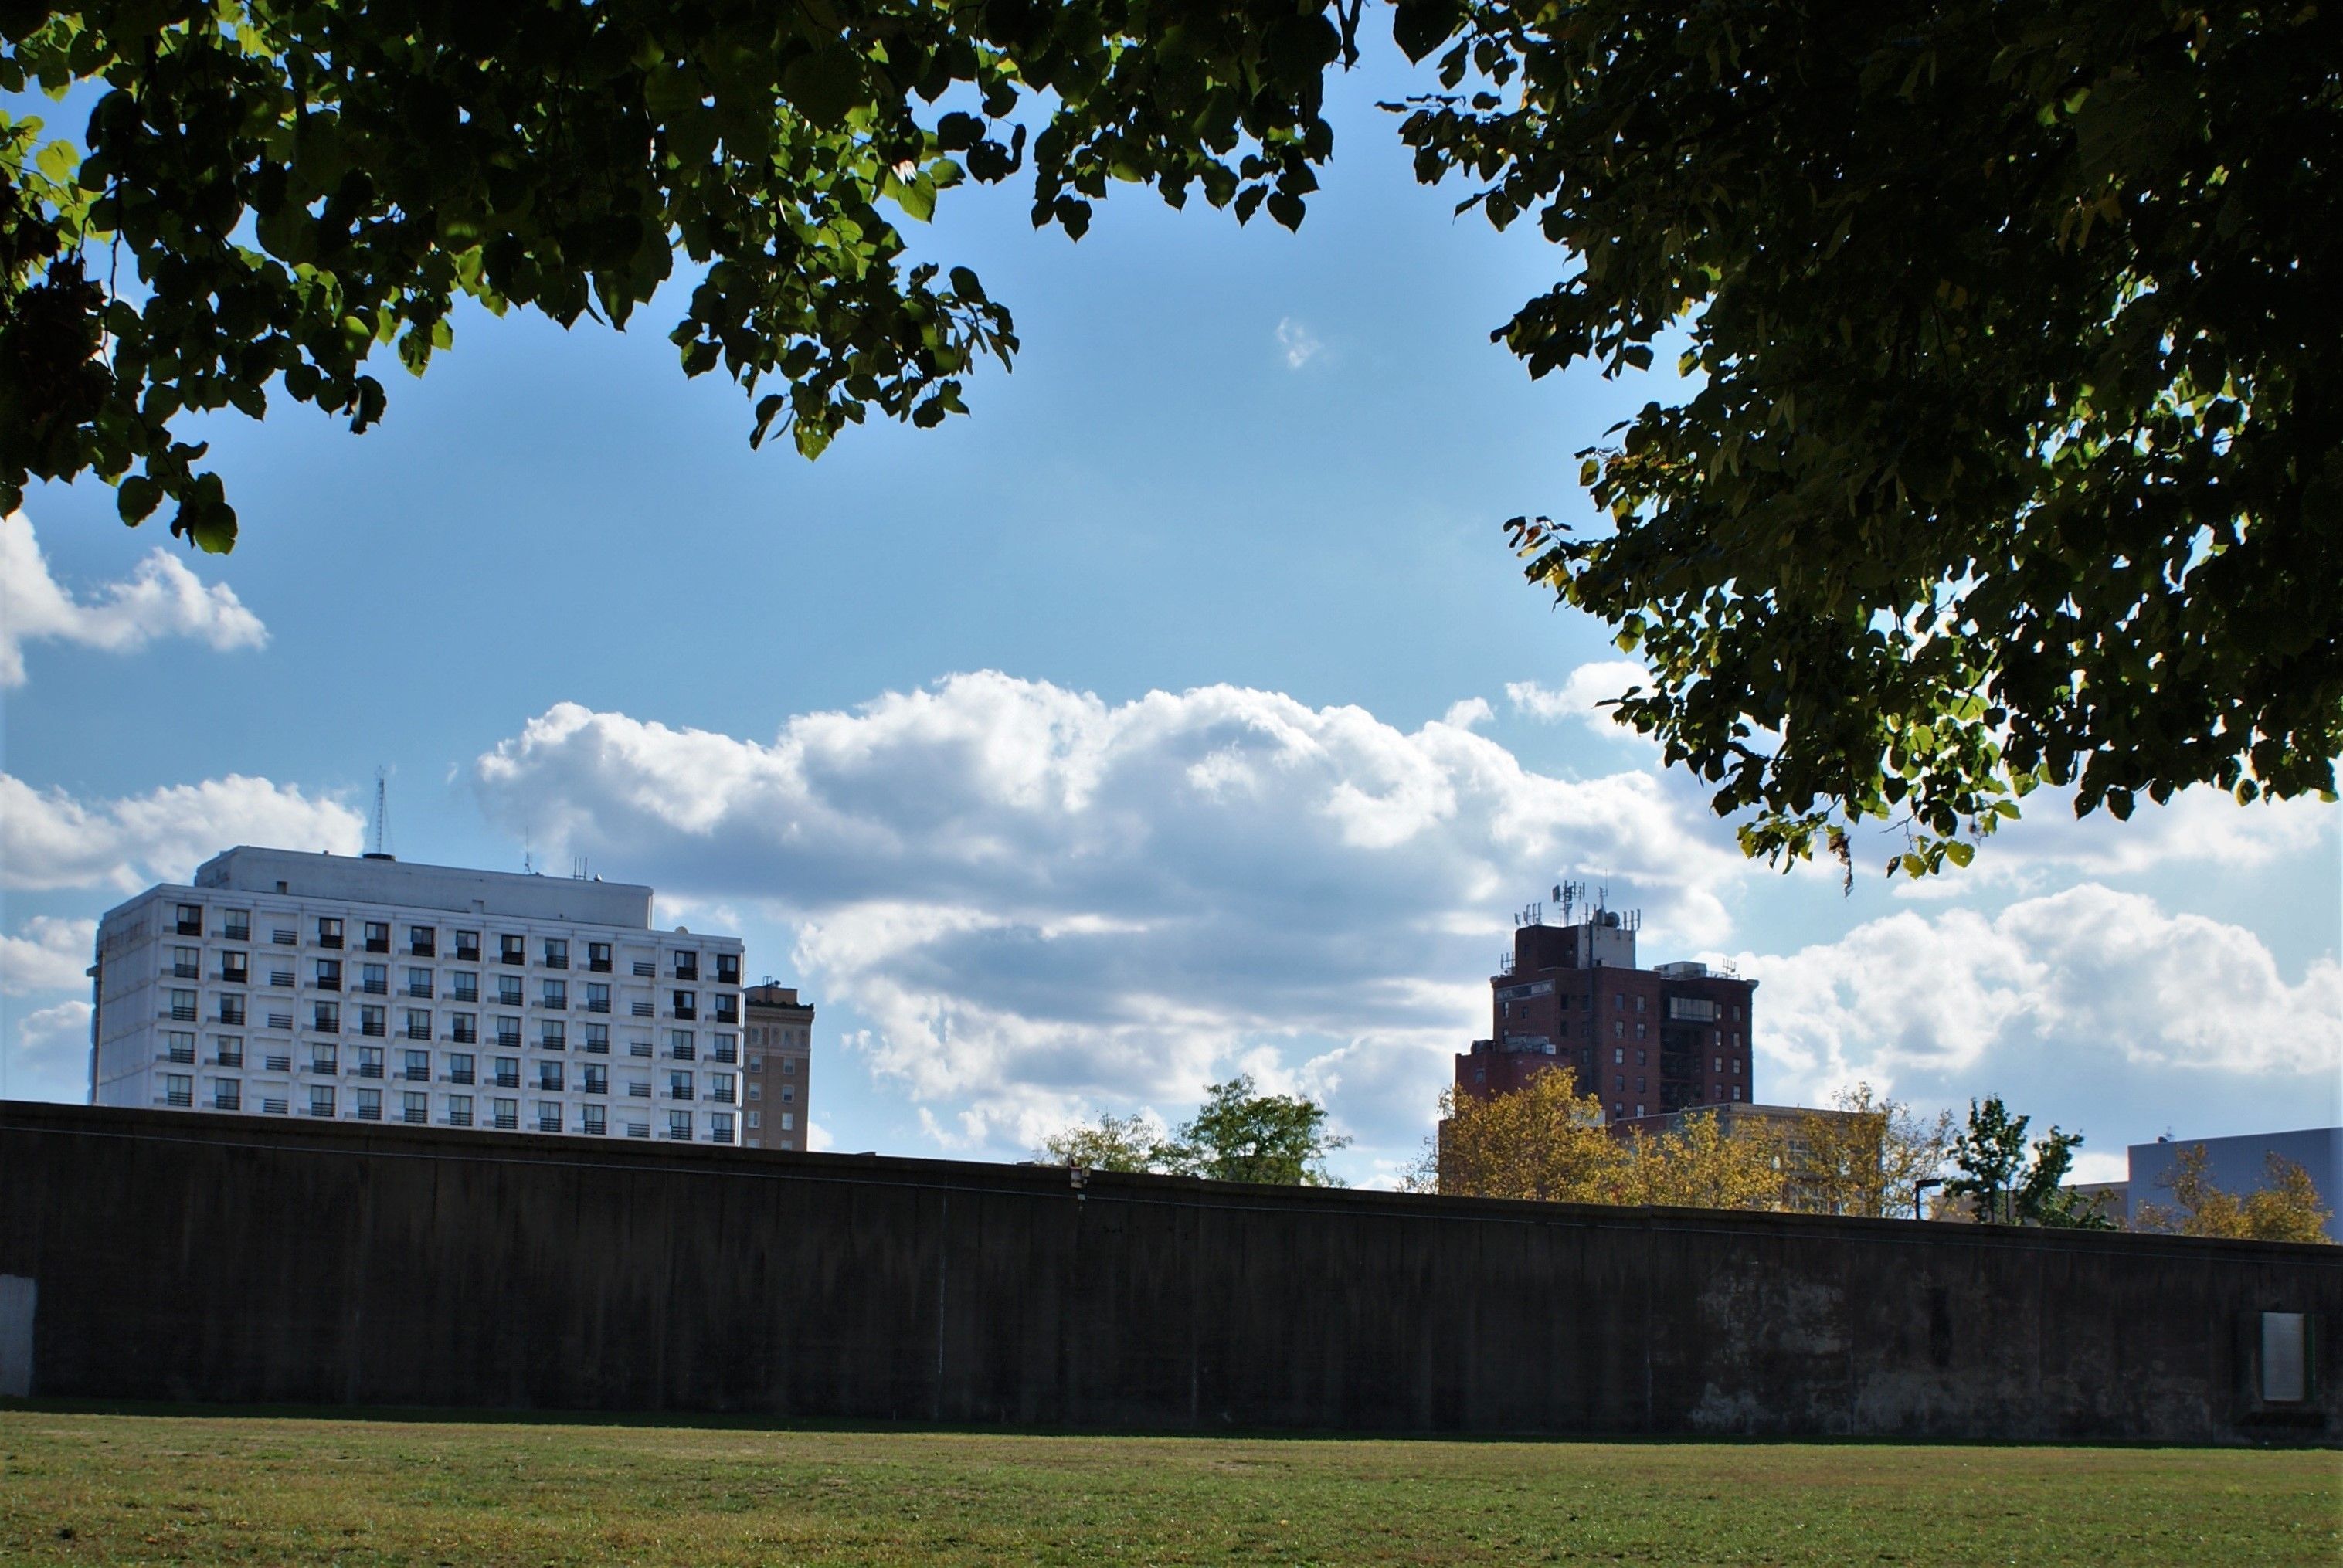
[2,1101,2335,1440]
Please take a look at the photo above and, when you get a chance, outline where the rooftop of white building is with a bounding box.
[184,846,655,928]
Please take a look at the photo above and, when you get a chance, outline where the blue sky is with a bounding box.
[4,43,2337,1183]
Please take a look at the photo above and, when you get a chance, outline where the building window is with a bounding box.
[406,1009,430,1041]
[317,917,343,949]
[218,996,246,1025]
[1613,1021,1623,1039]
[494,1057,520,1088]
[672,989,698,1020]
[212,1035,243,1067]
[1612,1047,1624,1064]
[747,1110,761,1129]
[716,954,740,985]
[1635,1104,1645,1118]
[497,1016,521,1048]
[536,1101,562,1133]
[402,1091,428,1125]
[1733,1058,1741,1075]
[1635,1023,1646,1039]
[499,934,525,966]
[783,1056,796,1075]
[409,925,436,956]
[779,1112,794,1132]
[355,1088,382,1121]
[781,1084,794,1104]
[541,1020,565,1050]
[587,942,613,973]
[667,1111,692,1141]
[1635,1077,1646,1094]
[359,1005,385,1037]
[175,902,204,935]
[406,967,432,998]
[711,1072,736,1105]
[450,1012,477,1044]
[314,959,341,991]
[711,1033,737,1064]
[542,979,566,1009]
[358,963,387,995]
[356,1045,384,1078]
[362,921,389,953]
[582,1064,608,1095]
[493,1098,518,1131]
[584,982,610,1013]
[497,975,525,1007]
[674,952,699,981]
[582,1105,606,1135]
[311,1001,339,1032]
[669,1030,695,1061]
[454,930,481,962]
[222,910,251,942]
[749,1082,762,1101]
[448,1095,474,1128]
[669,1070,694,1101]
[582,1023,609,1054]
[1635,1049,1646,1067]
[309,1084,336,1118]
[165,988,197,1022]
[162,1031,196,1064]
[168,945,200,979]
[1731,1085,1743,1101]
[543,938,569,969]
[710,1112,735,1143]
[402,1049,430,1081]
[161,1072,193,1108]
[450,971,479,1003]
[220,950,249,984]
[213,1081,241,1112]
[539,1062,564,1092]
[448,1051,476,1084]
[310,1044,339,1074]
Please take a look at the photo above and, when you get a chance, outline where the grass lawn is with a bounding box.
[0,1411,2334,1566]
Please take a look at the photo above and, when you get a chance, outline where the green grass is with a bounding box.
[0,1411,2334,1566]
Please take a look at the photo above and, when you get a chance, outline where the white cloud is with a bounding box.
[1275,317,1323,370]
[0,772,365,892]
[0,510,267,687]
[474,674,1750,1159]
[0,916,95,995]
[1723,883,2343,1141]
[1889,786,2338,898]
[1506,660,1652,737]
[4,999,92,1103]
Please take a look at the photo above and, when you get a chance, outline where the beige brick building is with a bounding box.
[743,983,813,1149]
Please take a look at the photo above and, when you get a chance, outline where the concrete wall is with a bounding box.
[3,1101,2337,1441]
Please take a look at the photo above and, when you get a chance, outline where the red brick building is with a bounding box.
[1455,894,1756,1125]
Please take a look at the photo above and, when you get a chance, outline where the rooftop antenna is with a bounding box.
[572,856,589,881]
[365,767,395,860]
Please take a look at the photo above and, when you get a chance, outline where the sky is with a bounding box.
[2,42,2338,1186]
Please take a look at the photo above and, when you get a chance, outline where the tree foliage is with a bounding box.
[1036,1076,1348,1186]
[1406,0,2341,874]
[1036,1112,1163,1174]
[1944,1095,2108,1227]
[1418,1069,1785,1211]
[0,0,1349,548]
[1788,1083,1954,1219]
[2134,1145,2335,1244]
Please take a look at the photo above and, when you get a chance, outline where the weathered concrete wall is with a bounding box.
[3,1101,2336,1441]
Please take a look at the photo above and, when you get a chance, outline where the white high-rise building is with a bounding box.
[89,847,748,1144]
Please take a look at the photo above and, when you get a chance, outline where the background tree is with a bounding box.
[1791,1084,1954,1218]
[1410,1069,1621,1203]
[1615,1111,1783,1212]
[1158,1074,1350,1186]
[1036,1112,1164,1174]
[2135,1146,2335,1244]
[1945,1096,2108,1228]
[1,0,1347,548]
[1401,0,2342,874]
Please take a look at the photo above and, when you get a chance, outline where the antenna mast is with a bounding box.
[368,767,393,859]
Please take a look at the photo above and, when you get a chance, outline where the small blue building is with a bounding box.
[2125,1126,2342,1239]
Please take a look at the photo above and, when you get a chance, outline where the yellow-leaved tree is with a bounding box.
[2135,1147,2334,1244]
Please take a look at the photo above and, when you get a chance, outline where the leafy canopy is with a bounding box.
[1944,1095,2109,1228]
[1,0,1350,549]
[8,1,2334,874]
[2134,1145,2335,1244]
[1037,1076,1349,1186]
[1405,0,2342,873]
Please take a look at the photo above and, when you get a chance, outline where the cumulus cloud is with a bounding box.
[1275,317,1323,370]
[1723,883,2343,1139]
[0,916,96,995]
[0,772,365,893]
[1890,786,2338,898]
[475,674,1750,1157]
[1506,661,1652,736]
[4,999,92,1103]
[0,511,267,687]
